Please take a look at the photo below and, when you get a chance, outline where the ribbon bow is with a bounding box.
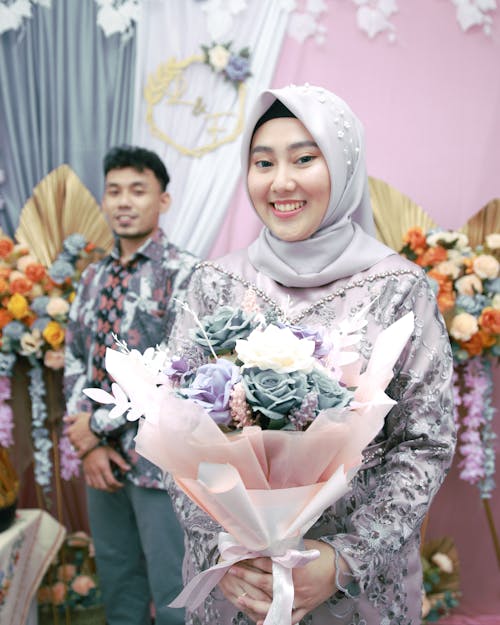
[169,532,320,625]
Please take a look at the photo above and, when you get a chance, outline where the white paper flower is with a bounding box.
[426,230,469,249]
[485,233,500,250]
[235,325,315,373]
[472,254,499,279]
[431,551,454,573]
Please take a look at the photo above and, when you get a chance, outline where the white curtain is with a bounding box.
[132,0,290,258]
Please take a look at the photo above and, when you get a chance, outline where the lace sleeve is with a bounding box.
[321,274,456,596]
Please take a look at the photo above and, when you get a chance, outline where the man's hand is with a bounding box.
[82,445,131,492]
[64,412,99,458]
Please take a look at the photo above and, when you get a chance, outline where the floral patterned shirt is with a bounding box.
[64,228,198,489]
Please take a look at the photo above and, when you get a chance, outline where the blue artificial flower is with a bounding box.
[63,233,87,257]
[2,321,25,341]
[0,352,16,376]
[31,296,50,316]
[484,277,500,294]
[456,294,489,316]
[48,259,74,283]
[225,54,251,83]
[32,316,51,332]
[191,306,257,355]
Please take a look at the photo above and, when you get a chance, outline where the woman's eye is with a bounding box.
[296,155,315,165]
[255,160,273,168]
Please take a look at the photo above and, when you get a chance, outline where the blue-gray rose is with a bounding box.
[181,358,240,425]
[241,367,308,425]
[48,259,74,284]
[31,296,50,317]
[190,306,257,355]
[63,233,87,257]
[306,368,353,411]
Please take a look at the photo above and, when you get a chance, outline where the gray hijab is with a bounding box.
[243,84,394,288]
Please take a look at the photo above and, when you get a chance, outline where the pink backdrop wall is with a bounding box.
[210,2,500,618]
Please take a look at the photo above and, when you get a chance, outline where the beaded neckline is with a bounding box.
[198,260,422,324]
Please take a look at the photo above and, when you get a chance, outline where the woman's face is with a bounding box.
[247,117,331,242]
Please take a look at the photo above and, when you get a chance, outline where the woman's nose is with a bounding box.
[271,166,296,193]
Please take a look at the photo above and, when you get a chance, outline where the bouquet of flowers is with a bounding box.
[400,228,499,363]
[84,300,414,625]
[38,531,105,625]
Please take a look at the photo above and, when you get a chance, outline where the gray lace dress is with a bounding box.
[165,250,456,625]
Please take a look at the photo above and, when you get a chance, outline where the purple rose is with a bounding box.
[278,323,332,358]
[163,357,192,384]
[224,55,251,83]
[181,358,240,425]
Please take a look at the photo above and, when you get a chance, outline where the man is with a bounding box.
[64,145,198,625]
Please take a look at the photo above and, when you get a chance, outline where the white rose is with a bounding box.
[472,254,499,280]
[235,325,315,373]
[450,312,478,341]
[208,45,230,71]
[431,552,454,574]
[16,254,38,272]
[455,274,483,296]
[46,296,70,317]
[434,260,461,279]
[20,329,44,357]
[426,230,469,250]
[486,233,500,250]
[493,294,500,310]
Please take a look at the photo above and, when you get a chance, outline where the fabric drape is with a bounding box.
[0,0,135,235]
[132,0,290,257]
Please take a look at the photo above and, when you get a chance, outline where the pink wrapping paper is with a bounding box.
[87,312,415,625]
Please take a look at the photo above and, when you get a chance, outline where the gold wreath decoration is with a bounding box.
[144,54,247,158]
[15,164,113,266]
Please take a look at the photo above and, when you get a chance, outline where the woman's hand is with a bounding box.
[218,540,337,625]
[218,558,273,623]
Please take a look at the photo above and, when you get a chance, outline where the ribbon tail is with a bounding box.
[263,562,294,625]
[168,561,232,609]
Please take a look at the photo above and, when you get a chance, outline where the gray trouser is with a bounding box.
[87,482,185,625]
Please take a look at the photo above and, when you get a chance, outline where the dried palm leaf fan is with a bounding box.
[368,176,437,252]
[459,198,500,248]
[15,164,113,266]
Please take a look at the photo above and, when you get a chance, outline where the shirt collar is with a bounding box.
[110,228,168,264]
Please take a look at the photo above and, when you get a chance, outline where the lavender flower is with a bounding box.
[278,322,333,358]
[0,402,14,447]
[59,434,81,480]
[163,357,192,384]
[181,358,240,425]
[225,54,251,83]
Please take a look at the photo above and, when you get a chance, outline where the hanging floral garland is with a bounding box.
[0,233,104,495]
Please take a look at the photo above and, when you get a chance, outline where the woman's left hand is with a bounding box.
[220,539,337,625]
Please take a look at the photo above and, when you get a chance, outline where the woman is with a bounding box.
[167,84,456,625]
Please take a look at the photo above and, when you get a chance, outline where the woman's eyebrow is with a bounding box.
[250,140,318,155]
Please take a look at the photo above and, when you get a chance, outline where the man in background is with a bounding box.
[64,145,198,625]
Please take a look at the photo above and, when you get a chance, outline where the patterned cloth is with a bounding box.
[64,228,198,489]
[166,250,456,625]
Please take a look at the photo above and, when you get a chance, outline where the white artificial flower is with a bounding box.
[449,312,479,341]
[485,233,500,250]
[235,325,315,373]
[426,230,469,250]
[431,552,454,574]
[20,329,44,358]
[208,44,231,71]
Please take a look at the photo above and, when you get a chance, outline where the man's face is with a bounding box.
[102,167,170,244]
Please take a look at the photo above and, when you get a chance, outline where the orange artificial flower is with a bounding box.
[416,245,448,268]
[403,227,427,255]
[25,263,47,283]
[10,276,33,295]
[42,321,65,348]
[0,278,10,294]
[428,270,456,313]
[0,238,14,259]
[0,309,13,329]
[458,332,485,357]
[0,267,11,280]
[479,307,500,335]
[85,242,96,253]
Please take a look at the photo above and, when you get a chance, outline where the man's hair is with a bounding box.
[103,145,170,191]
